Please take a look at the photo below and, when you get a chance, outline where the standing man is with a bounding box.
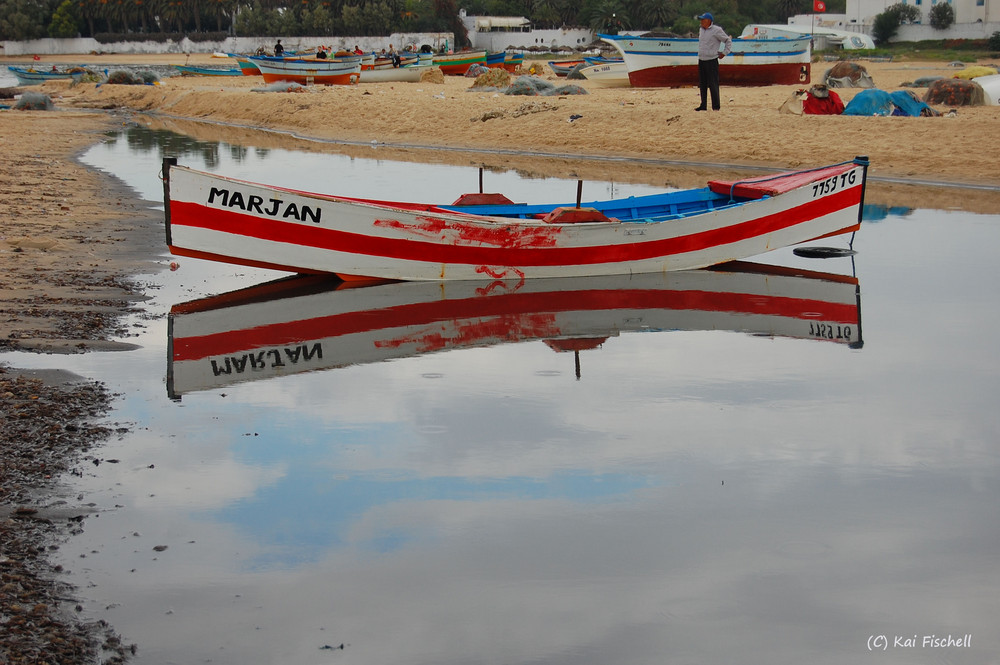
[273,39,284,57]
[695,12,732,111]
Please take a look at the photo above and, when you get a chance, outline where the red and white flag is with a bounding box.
[814,0,826,12]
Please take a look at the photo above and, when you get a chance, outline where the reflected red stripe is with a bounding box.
[172,287,858,361]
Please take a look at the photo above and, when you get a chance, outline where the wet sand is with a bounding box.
[22,52,1000,189]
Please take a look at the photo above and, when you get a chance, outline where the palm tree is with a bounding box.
[589,0,629,34]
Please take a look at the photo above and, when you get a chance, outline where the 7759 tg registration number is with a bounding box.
[812,169,858,197]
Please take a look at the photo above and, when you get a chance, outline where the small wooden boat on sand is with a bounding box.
[8,65,86,85]
[548,60,586,77]
[227,54,263,76]
[580,61,630,87]
[433,50,487,75]
[173,64,242,77]
[166,261,862,398]
[162,157,869,281]
[248,56,361,85]
[359,64,434,83]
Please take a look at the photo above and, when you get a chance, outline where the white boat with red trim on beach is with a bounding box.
[599,33,811,88]
[160,156,869,282]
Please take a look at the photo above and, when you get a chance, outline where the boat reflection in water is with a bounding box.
[166,261,862,399]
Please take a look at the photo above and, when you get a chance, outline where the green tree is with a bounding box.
[48,0,80,37]
[633,0,677,31]
[929,2,954,30]
[589,0,629,34]
[871,2,920,45]
[433,0,467,45]
[0,0,53,40]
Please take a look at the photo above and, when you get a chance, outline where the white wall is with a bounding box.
[467,28,595,52]
[0,33,454,57]
[846,0,999,26]
[788,1,1000,42]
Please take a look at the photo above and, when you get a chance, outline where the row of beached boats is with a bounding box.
[170,49,525,85]
[548,33,812,88]
[12,33,808,90]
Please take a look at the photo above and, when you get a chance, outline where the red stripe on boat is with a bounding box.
[169,187,859,269]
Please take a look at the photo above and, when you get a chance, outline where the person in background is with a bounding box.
[388,43,400,68]
[316,46,327,59]
[354,45,363,55]
[273,39,284,57]
[694,12,731,111]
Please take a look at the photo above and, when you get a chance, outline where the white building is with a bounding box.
[845,0,996,25]
[458,10,595,52]
[827,0,1000,39]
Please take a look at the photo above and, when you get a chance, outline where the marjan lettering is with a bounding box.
[210,344,323,376]
[208,187,322,224]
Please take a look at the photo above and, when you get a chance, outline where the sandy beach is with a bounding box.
[3,51,999,344]
[2,50,1000,342]
[0,50,998,664]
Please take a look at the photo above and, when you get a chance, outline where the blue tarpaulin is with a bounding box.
[842,89,896,116]
[842,88,938,117]
[888,90,937,117]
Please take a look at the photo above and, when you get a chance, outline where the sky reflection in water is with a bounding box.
[10,126,998,664]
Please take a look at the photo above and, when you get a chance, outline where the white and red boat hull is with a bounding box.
[600,34,811,88]
[250,57,361,85]
[162,158,867,281]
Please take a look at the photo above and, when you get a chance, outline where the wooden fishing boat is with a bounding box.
[226,54,262,76]
[433,50,487,75]
[165,262,862,398]
[162,156,868,281]
[371,53,419,69]
[486,51,507,68]
[548,59,586,76]
[503,52,524,72]
[248,56,361,86]
[8,65,86,85]
[599,33,811,87]
[359,64,433,83]
[580,61,630,87]
[173,64,242,77]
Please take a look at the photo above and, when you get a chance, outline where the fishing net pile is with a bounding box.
[923,78,986,106]
[465,63,489,78]
[823,62,874,88]
[419,67,444,84]
[504,76,588,96]
[104,69,159,85]
[469,67,512,89]
[13,92,54,110]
